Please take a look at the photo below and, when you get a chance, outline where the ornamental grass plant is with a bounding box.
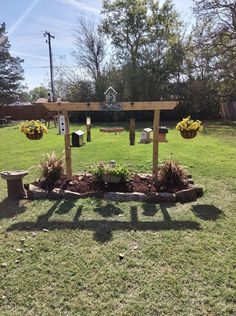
[38,151,64,184]
[159,159,188,188]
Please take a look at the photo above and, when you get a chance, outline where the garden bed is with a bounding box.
[28,173,203,203]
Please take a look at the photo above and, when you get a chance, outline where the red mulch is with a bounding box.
[36,174,187,194]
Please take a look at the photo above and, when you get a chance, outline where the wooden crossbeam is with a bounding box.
[42,101,178,112]
[41,100,178,180]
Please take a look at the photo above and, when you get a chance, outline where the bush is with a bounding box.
[159,160,188,188]
[38,151,64,183]
[89,161,130,182]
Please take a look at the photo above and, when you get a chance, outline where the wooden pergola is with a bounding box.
[42,101,178,180]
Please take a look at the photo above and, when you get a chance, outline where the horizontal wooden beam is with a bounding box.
[41,101,178,112]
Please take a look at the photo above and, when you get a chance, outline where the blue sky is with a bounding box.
[1,0,193,90]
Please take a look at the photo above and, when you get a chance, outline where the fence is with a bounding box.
[0,105,49,121]
[220,102,236,121]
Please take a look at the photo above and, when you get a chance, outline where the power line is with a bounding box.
[24,65,78,69]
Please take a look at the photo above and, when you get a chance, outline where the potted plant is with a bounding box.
[176,116,203,139]
[89,161,129,183]
[20,120,48,140]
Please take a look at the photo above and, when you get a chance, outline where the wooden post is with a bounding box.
[86,116,91,142]
[63,110,72,180]
[153,110,160,179]
[129,117,135,145]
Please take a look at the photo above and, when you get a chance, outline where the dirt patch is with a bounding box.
[35,174,188,194]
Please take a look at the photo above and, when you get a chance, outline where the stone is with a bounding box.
[47,188,65,199]
[28,184,48,200]
[138,173,152,180]
[146,192,176,203]
[175,188,197,203]
[16,248,24,253]
[189,185,204,197]
[119,253,124,260]
[68,180,78,186]
[64,190,82,199]
[104,192,146,202]
[1,263,7,268]
[186,179,194,185]
[145,192,159,203]
[156,193,176,203]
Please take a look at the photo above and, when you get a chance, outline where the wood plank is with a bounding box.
[63,110,72,180]
[42,101,178,112]
[86,116,91,142]
[129,117,135,145]
[153,110,160,179]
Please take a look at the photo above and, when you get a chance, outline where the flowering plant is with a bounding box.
[176,116,203,132]
[89,161,130,182]
[20,120,48,135]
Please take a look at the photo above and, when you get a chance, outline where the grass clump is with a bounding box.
[38,151,64,184]
[159,159,188,188]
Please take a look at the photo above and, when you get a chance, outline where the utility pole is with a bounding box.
[44,31,55,101]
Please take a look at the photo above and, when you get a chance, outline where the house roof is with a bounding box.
[34,97,48,104]
[72,130,84,136]
[104,86,118,95]
[143,128,153,133]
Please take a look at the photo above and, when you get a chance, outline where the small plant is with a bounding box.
[176,116,203,132]
[89,161,130,183]
[159,159,188,188]
[38,151,64,184]
[20,120,48,135]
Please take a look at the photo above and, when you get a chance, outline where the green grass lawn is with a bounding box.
[0,121,235,316]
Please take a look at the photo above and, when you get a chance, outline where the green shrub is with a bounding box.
[159,159,188,187]
[89,162,130,182]
[38,151,64,183]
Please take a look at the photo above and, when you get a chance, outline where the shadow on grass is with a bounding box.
[142,203,175,219]
[191,204,224,221]
[93,203,123,217]
[55,200,75,215]
[7,201,201,243]
[0,198,27,220]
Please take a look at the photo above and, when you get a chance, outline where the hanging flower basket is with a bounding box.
[180,130,197,139]
[20,120,47,140]
[26,132,43,140]
[176,116,203,140]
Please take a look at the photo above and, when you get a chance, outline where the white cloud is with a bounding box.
[10,51,49,61]
[56,0,100,14]
[8,0,40,35]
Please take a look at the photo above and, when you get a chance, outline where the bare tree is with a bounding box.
[73,17,106,82]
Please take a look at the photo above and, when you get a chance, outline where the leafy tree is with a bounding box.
[100,0,183,101]
[29,85,48,102]
[0,23,24,105]
[193,0,236,98]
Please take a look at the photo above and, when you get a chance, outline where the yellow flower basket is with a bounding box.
[20,120,47,140]
[26,132,43,140]
[176,116,203,139]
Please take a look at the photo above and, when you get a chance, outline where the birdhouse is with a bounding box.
[158,126,168,142]
[140,126,169,143]
[140,128,152,143]
[71,130,85,147]
[104,86,118,103]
